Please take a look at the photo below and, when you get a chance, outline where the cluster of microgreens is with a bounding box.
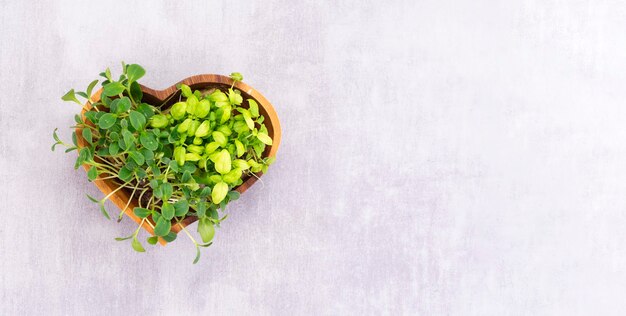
[52,63,274,263]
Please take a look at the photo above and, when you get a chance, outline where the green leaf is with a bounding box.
[150,114,168,128]
[99,202,111,220]
[118,167,133,182]
[161,182,173,199]
[248,99,259,118]
[197,218,215,243]
[137,103,154,119]
[122,129,134,149]
[196,202,208,217]
[162,232,177,242]
[133,207,151,218]
[228,88,243,105]
[170,102,187,120]
[153,217,171,237]
[174,146,186,166]
[115,234,133,241]
[87,165,98,181]
[162,202,175,220]
[209,90,228,103]
[193,246,201,264]
[103,82,125,96]
[131,236,146,252]
[129,111,146,131]
[115,97,132,114]
[61,89,81,104]
[86,194,99,203]
[211,130,227,145]
[229,72,243,82]
[97,113,116,129]
[227,191,240,201]
[129,151,145,165]
[75,147,89,169]
[82,128,93,144]
[147,236,159,245]
[235,139,245,157]
[174,200,189,217]
[222,168,242,184]
[256,132,273,145]
[139,132,158,151]
[126,64,146,83]
[214,150,231,175]
[180,84,192,97]
[211,182,228,204]
[109,142,120,155]
[140,148,154,162]
[86,80,99,98]
[243,110,254,130]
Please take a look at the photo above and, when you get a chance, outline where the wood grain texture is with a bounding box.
[75,74,281,245]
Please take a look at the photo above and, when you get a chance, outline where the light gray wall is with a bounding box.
[1,0,626,315]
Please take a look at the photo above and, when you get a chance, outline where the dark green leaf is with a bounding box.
[82,128,93,144]
[139,132,158,151]
[103,82,125,96]
[115,97,132,114]
[84,112,98,124]
[75,147,89,169]
[196,202,207,217]
[162,231,177,242]
[227,191,240,201]
[174,200,189,217]
[161,183,173,199]
[109,142,120,155]
[126,64,146,83]
[153,183,164,199]
[181,170,192,183]
[140,147,154,161]
[118,167,133,182]
[87,165,98,181]
[97,113,116,129]
[129,151,145,165]
[137,103,154,119]
[129,111,146,131]
[153,217,171,237]
[122,129,134,149]
[130,81,143,104]
[199,186,211,198]
[86,80,99,97]
[162,202,175,220]
[133,207,151,218]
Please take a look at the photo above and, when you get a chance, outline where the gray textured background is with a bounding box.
[2,0,626,315]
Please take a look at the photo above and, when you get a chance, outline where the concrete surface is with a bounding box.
[2,0,626,315]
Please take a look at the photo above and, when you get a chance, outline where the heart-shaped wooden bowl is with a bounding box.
[75,74,281,244]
